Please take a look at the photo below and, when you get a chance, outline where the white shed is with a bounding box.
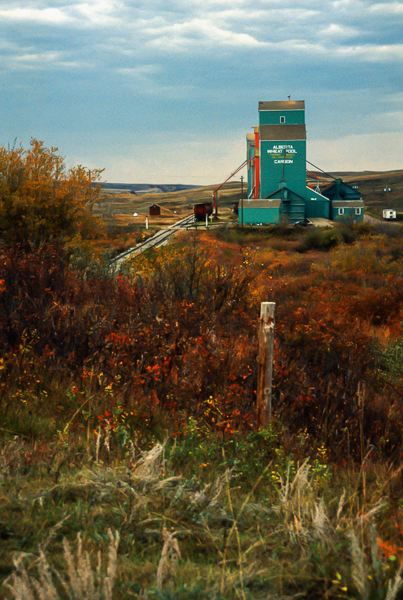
[383,209,396,220]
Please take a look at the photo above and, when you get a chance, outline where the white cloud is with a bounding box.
[321,23,359,36]
[1,0,400,59]
[255,7,320,21]
[118,65,161,78]
[144,17,266,50]
[381,111,403,128]
[0,0,124,28]
[331,0,368,10]
[73,0,122,26]
[14,51,62,62]
[386,92,403,105]
[0,6,72,24]
[7,50,63,71]
[337,43,403,62]
[370,2,403,15]
[3,48,91,71]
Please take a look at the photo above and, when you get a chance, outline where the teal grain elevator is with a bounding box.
[240,100,364,225]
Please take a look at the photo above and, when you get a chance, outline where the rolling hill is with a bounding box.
[94,170,403,229]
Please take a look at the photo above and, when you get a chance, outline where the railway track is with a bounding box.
[110,213,195,270]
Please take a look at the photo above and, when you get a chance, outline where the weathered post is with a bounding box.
[256,302,275,428]
[240,175,244,229]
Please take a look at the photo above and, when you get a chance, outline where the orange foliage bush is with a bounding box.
[0,139,104,248]
[0,241,257,436]
[2,226,403,461]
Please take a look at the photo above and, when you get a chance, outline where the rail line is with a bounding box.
[110,213,195,270]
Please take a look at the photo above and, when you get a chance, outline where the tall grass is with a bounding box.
[2,436,403,600]
[4,530,119,600]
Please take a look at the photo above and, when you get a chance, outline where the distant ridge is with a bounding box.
[99,183,201,194]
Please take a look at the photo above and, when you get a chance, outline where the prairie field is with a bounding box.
[3,171,403,598]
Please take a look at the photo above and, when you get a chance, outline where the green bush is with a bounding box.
[296,228,338,252]
[378,336,403,381]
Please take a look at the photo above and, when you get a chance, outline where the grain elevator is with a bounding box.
[240,100,364,225]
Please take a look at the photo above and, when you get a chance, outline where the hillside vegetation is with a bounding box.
[2,223,403,598]
[2,144,403,599]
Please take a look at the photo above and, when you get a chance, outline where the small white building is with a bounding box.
[383,209,396,220]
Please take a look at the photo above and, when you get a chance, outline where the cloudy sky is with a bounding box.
[1,0,402,184]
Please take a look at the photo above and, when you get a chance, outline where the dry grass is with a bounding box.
[4,530,119,600]
[2,438,403,600]
[156,528,181,590]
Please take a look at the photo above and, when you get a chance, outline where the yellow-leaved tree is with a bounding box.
[0,139,104,248]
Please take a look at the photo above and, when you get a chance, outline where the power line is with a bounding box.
[306,160,336,181]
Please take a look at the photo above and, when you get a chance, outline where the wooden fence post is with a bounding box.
[256,302,275,429]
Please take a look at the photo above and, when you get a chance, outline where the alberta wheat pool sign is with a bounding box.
[267,144,297,164]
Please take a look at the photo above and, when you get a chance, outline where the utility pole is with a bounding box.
[384,186,392,208]
[241,175,244,229]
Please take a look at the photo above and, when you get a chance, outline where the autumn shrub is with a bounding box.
[373,222,403,239]
[69,245,115,278]
[0,237,258,440]
[269,301,376,458]
[0,139,104,250]
[338,224,357,244]
[347,283,403,326]
[2,224,403,461]
[5,224,403,599]
[296,227,339,252]
[131,233,253,309]
[213,223,297,245]
[337,221,372,244]
[313,237,403,281]
[247,243,403,460]
[295,223,374,254]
